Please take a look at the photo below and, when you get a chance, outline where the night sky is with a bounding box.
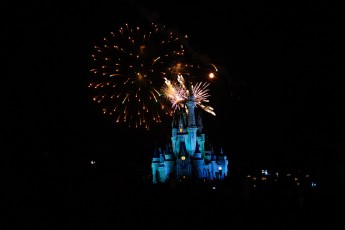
[5,1,345,179]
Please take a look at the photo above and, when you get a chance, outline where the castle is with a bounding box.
[151,88,229,184]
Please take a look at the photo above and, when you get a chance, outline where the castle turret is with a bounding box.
[193,141,202,159]
[217,147,228,179]
[151,143,161,183]
[204,136,212,161]
[193,141,203,179]
[164,143,174,180]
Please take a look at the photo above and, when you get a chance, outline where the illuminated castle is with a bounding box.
[151,87,229,184]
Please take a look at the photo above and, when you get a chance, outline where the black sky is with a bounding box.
[4,1,345,177]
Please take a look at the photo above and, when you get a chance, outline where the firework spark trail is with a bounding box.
[192,82,210,103]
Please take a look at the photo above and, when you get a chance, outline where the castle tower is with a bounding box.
[217,148,229,179]
[171,110,189,159]
[186,84,196,127]
[186,84,198,157]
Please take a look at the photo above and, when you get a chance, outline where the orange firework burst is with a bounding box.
[89,22,186,130]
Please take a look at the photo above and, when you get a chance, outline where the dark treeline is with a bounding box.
[5,160,344,229]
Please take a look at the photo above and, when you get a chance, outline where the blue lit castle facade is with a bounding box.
[151,90,229,184]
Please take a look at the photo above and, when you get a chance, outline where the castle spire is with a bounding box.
[204,136,212,151]
[210,148,216,161]
[193,140,202,159]
[186,83,196,127]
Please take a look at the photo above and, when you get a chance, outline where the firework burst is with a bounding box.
[89,22,185,130]
[161,75,216,116]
